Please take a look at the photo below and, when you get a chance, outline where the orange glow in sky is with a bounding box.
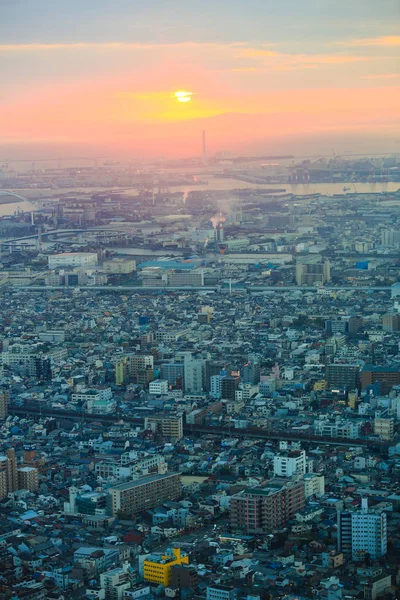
[1,1,399,158]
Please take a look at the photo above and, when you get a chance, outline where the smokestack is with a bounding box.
[202,130,207,165]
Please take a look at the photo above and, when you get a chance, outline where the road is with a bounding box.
[8,405,390,450]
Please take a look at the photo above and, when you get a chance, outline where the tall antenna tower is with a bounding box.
[202,130,207,166]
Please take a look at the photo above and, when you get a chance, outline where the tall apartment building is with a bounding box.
[326,363,360,390]
[273,450,306,478]
[241,361,261,384]
[0,389,10,420]
[161,363,185,388]
[17,466,39,492]
[108,473,181,517]
[374,417,394,441]
[382,313,400,331]
[144,415,183,440]
[296,257,331,286]
[143,548,189,586]
[304,473,325,498]
[0,448,18,500]
[210,374,223,399]
[338,499,387,561]
[230,479,305,534]
[221,375,241,401]
[381,228,400,248]
[184,355,204,394]
[361,365,400,393]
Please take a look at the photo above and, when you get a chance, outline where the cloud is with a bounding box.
[339,36,400,47]
[361,73,400,79]
[0,41,241,52]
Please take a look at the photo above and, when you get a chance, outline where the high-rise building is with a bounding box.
[241,361,261,384]
[361,365,400,394]
[204,360,228,392]
[381,229,400,248]
[0,448,18,499]
[296,257,331,286]
[0,389,9,420]
[326,363,360,390]
[210,374,223,399]
[221,375,241,401]
[161,363,185,388]
[184,355,204,393]
[374,417,394,441]
[145,415,183,440]
[17,467,39,492]
[108,473,181,517]
[230,479,305,534]
[338,499,387,562]
[382,313,400,331]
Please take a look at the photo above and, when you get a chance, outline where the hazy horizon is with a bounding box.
[1,0,399,160]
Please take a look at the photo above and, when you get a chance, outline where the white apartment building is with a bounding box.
[274,450,307,477]
[304,473,325,498]
[210,375,222,399]
[149,380,169,395]
[48,252,98,269]
[351,499,387,561]
[184,355,204,394]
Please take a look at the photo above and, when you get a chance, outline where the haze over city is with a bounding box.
[1,0,400,160]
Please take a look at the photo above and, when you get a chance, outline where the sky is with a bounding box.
[1,0,399,160]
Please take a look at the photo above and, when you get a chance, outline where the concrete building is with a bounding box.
[296,257,331,286]
[273,450,306,477]
[304,473,325,498]
[167,270,204,287]
[149,379,169,395]
[361,365,400,393]
[100,563,132,600]
[48,252,98,269]
[17,467,39,492]
[0,389,9,420]
[108,473,181,517]
[143,548,189,586]
[102,258,136,274]
[230,479,305,534]
[206,585,237,600]
[144,415,183,440]
[326,363,360,390]
[221,375,241,401]
[210,375,223,399]
[184,355,204,394]
[338,499,387,561]
[382,313,400,331]
[374,417,394,441]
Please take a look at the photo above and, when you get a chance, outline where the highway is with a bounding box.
[8,405,390,450]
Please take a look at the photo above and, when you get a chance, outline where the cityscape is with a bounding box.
[1,1,400,600]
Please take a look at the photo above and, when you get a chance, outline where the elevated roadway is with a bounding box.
[8,405,390,451]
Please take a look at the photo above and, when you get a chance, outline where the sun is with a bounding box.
[174,90,193,103]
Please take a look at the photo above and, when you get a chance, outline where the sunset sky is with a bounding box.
[1,0,399,159]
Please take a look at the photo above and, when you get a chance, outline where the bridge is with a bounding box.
[8,405,390,451]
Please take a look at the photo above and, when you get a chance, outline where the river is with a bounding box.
[0,180,399,218]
